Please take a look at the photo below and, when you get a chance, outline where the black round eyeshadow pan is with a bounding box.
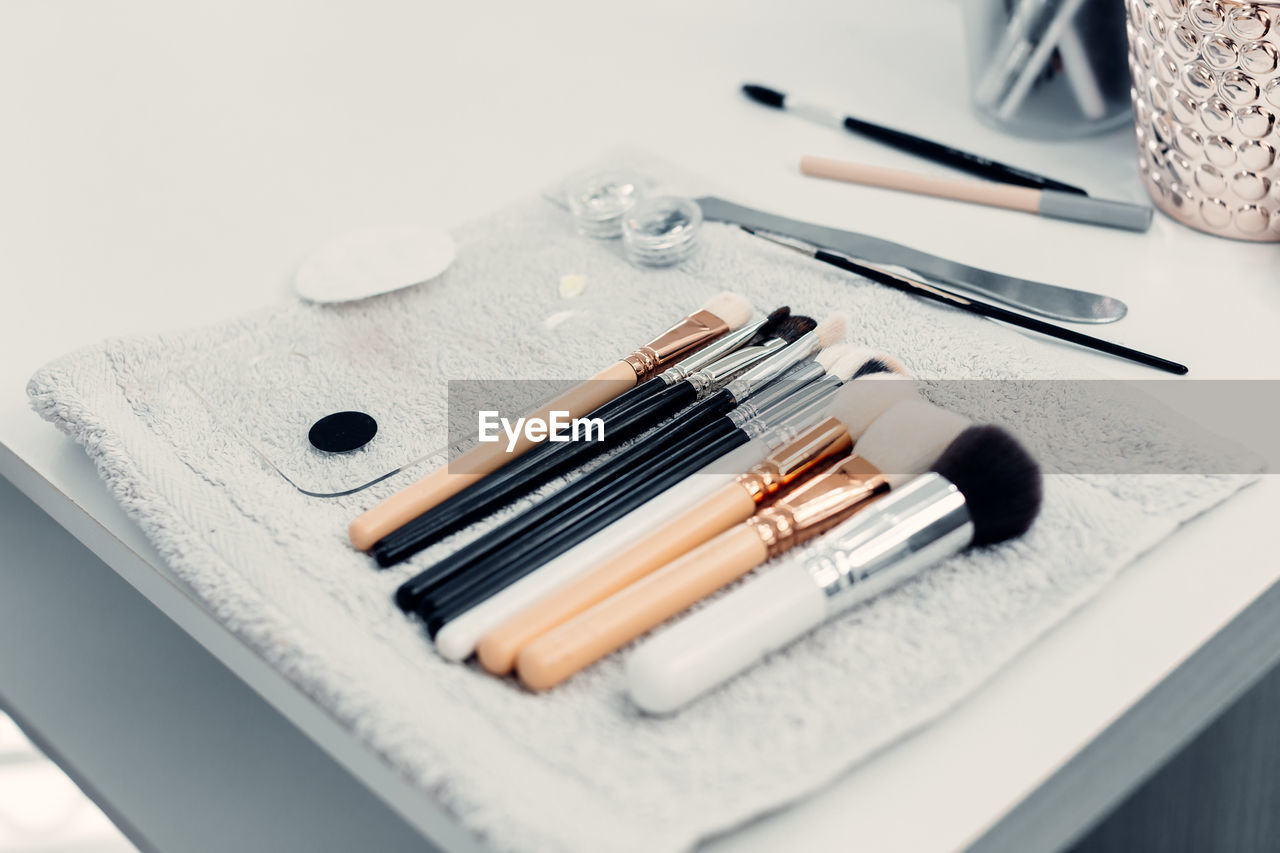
[309,411,378,453]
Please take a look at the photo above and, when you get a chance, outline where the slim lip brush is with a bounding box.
[373,320,814,568]
[415,334,863,635]
[513,398,973,691]
[393,315,849,615]
[472,368,918,676]
[431,354,906,664]
[371,312,806,565]
[741,82,1087,196]
[626,425,1043,714]
[746,228,1189,376]
[347,291,754,551]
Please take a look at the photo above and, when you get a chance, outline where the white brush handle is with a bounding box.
[433,440,771,661]
[626,562,827,714]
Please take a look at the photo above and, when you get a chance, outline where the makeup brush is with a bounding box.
[373,315,816,567]
[627,424,1042,713]
[398,316,849,618]
[745,228,1189,376]
[432,353,907,664]
[741,82,1086,195]
[566,307,791,426]
[415,347,854,635]
[799,155,1152,233]
[347,291,754,551]
[513,398,971,691]
[472,367,918,675]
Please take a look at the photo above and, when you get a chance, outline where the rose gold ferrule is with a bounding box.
[745,455,889,559]
[622,309,728,382]
[734,417,854,505]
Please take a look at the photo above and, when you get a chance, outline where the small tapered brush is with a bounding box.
[627,424,1042,713]
[394,314,849,616]
[369,308,800,565]
[513,397,971,691]
[374,315,815,567]
[348,291,755,551]
[472,364,917,675]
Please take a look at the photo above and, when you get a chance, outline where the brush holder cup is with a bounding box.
[1126,0,1280,240]
[965,0,1134,138]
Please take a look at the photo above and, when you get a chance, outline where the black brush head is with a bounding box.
[775,314,817,343]
[852,358,895,379]
[744,306,790,347]
[931,425,1042,546]
[742,83,786,108]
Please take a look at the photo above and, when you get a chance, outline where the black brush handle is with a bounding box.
[814,249,1188,375]
[421,426,749,635]
[581,373,670,421]
[839,116,1087,196]
[373,381,698,564]
[418,417,741,616]
[392,389,739,609]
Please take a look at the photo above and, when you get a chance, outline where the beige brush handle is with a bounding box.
[476,483,757,675]
[800,154,1042,214]
[516,523,768,691]
[347,360,638,550]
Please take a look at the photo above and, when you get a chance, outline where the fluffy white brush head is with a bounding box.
[813,312,850,348]
[814,343,853,371]
[854,399,972,486]
[700,292,754,331]
[825,374,921,439]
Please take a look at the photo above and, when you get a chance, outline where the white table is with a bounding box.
[1,1,1278,851]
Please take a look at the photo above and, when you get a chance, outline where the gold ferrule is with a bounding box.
[734,417,854,504]
[622,309,728,382]
[745,455,889,559]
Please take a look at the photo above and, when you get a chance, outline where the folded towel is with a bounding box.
[27,155,1261,853]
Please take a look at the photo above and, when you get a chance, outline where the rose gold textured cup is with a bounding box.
[1127,0,1280,240]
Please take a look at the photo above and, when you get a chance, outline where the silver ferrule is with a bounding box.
[722,331,821,403]
[658,315,768,384]
[685,339,785,398]
[800,472,974,616]
[738,380,838,442]
[726,360,824,429]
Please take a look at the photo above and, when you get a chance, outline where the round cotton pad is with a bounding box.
[295,225,456,303]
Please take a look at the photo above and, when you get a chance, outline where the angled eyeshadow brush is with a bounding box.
[627,424,1043,713]
[393,315,849,615]
[347,291,754,551]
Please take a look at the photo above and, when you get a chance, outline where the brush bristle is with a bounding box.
[823,374,920,440]
[814,313,849,347]
[815,343,853,371]
[776,314,817,343]
[701,292,754,331]
[855,400,971,483]
[745,306,791,347]
[852,352,908,378]
[932,425,1042,545]
[828,347,882,382]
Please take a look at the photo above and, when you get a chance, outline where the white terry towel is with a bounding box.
[27,157,1262,853]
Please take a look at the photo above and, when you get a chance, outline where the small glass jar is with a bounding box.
[621,196,703,267]
[964,0,1133,138]
[567,170,644,238]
